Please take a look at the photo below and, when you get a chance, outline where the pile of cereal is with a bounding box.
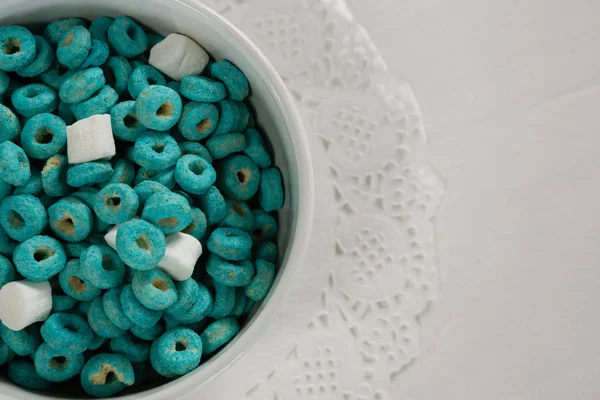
[0,16,283,397]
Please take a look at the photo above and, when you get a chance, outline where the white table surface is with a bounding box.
[343,0,600,399]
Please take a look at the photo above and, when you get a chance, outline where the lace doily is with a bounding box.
[187,0,444,398]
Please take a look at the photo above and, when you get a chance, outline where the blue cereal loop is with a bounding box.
[210,59,250,101]
[115,219,166,270]
[107,158,136,186]
[20,113,67,159]
[254,241,278,263]
[135,85,182,131]
[180,76,226,103]
[16,35,54,78]
[80,244,125,289]
[0,104,20,142]
[130,319,164,341]
[59,67,105,104]
[174,154,216,195]
[177,101,219,140]
[0,142,31,187]
[245,259,276,301]
[206,254,254,287]
[8,360,51,390]
[251,209,278,242]
[67,161,113,188]
[70,85,118,120]
[197,185,227,225]
[12,167,42,196]
[130,131,181,169]
[133,180,170,207]
[87,297,126,339]
[51,294,78,312]
[48,197,93,242]
[142,191,192,235]
[0,194,47,242]
[102,286,134,330]
[220,199,254,232]
[107,17,148,59]
[128,65,166,99]
[43,18,87,47]
[243,128,272,168]
[80,39,110,68]
[103,55,132,95]
[56,25,92,70]
[58,259,102,302]
[110,101,146,142]
[207,227,252,261]
[13,235,66,281]
[34,342,84,382]
[214,99,238,135]
[200,317,239,355]
[109,332,150,363]
[153,327,202,375]
[94,183,139,224]
[179,141,213,163]
[259,167,284,212]
[132,268,178,311]
[216,154,260,201]
[40,312,93,354]
[89,17,114,42]
[181,207,207,240]
[80,353,134,397]
[206,132,246,160]
[11,83,58,117]
[120,283,162,328]
[42,154,70,197]
[0,26,37,72]
[0,323,40,356]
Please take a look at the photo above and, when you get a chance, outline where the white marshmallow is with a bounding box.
[66,114,116,164]
[0,280,52,331]
[149,33,209,81]
[105,226,201,281]
[157,233,202,281]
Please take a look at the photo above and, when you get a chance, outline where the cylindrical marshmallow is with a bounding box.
[148,33,209,81]
[157,233,202,281]
[66,114,116,164]
[0,280,52,331]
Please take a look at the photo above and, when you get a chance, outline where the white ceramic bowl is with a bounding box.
[0,0,314,398]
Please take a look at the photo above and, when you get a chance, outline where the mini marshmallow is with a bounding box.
[158,233,202,281]
[0,280,52,331]
[66,114,116,164]
[149,33,209,81]
[103,223,119,250]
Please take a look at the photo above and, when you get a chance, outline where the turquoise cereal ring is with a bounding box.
[80,353,134,398]
[179,141,213,162]
[120,284,162,328]
[56,25,92,70]
[216,154,261,201]
[0,26,36,72]
[0,323,40,356]
[80,39,110,68]
[80,244,125,289]
[43,18,86,46]
[107,159,136,185]
[57,101,75,125]
[221,199,254,232]
[107,16,147,58]
[200,317,240,355]
[132,268,178,311]
[13,235,66,281]
[197,185,227,226]
[48,197,93,242]
[207,227,253,261]
[52,294,78,312]
[154,328,202,375]
[94,183,139,224]
[89,17,114,42]
[214,99,239,135]
[149,340,178,378]
[58,259,102,302]
[181,207,207,240]
[134,180,170,207]
[244,128,272,168]
[110,101,146,142]
[87,297,126,339]
[254,241,278,263]
[34,342,84,382]
[58,67,105,104]
[0,104,20,142]
[229,288,247,318]
[128,65,166,99]
[102,286,133,330]
[64,242,89,258]
[8,360,51,390]
[0,141,30,187]
[252,209,278,242]
[0,194,47,242]
[103,55,132,95]
[141,192,192,235]
[173,282,213,324]
[0,254,15,288]
[134,166,176,189]
[234,101,250,132]
[130,132,181,169]
[109,332,150,363]
[206,133,246,160]
[66,161,113,187]
[135,85,182,131]
[180,76,226,103]
[42,154,69,197]
[259,167,284,212]
[20,113,67,160]
[206,254,254,287]
[40,312,93,354]
[115,219,166,270]
[70,85,118,120]
[164,278,199,317]
[210,59,250,101]
[11,83,58,117]
[16,35,54,78]
[245,259,276,301]
[174,154,216,195]
[177,101,219,140]
[130,319,164,341]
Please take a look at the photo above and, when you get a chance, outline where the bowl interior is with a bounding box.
[0,0,312,398]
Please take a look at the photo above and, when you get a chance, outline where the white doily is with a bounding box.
[185,0,444,398]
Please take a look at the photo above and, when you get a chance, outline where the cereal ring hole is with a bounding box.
[7,210,25,228]
[251,228,265,241]
[151,278,169,292]
[126,26,137,41]
[68,275,88,293]
[175,341,186,352]
[236,170,249,184]
[34,246,56,262]
[182,223,195,234]
[64,323,78,333]
[123,114,139,128]
[158,216,178,227]
[105,196,121,207]
[49,356,68,370]
[156,101,173,118]
[189,161,204,175]
[152,144,165,153]
[3,38,20,55]
[195,119,211,133]
[23,86,43,98]
[62,33,74,47]
[55,215,75,234]
[101,255,116,271]
[35,128,54,144]
[136,235,151,251]
[232,202,246,217]
[104,67,115,87]
[91,365,123,385]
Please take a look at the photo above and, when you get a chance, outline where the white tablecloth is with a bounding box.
[345,0,600,399]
